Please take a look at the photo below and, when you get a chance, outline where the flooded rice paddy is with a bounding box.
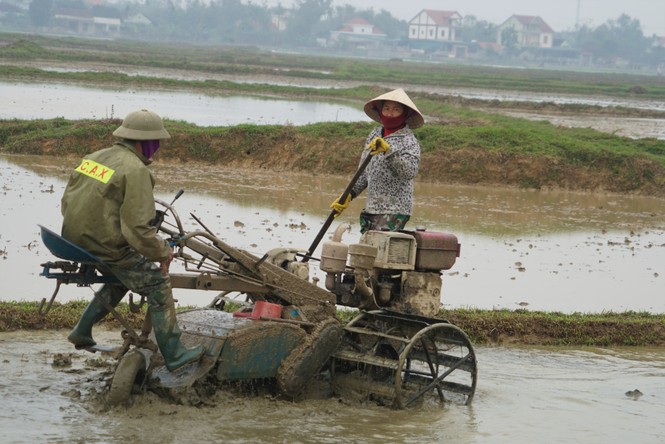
[1,79,664,442]
[1,153,665,442]
[2,154,663,313]
[2,72,664,139]
[17,61,665,113]
[0,81,366,126]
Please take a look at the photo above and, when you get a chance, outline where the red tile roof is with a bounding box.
[421,9,460,26]
[511,15,554,33]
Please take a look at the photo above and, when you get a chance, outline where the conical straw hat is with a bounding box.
[363,88,424,129]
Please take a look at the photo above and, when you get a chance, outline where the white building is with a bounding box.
[408,9,462,42]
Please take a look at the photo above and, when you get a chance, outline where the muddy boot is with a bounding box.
[150,303,204,372]
[67,285,125,349]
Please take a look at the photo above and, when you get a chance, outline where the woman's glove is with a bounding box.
[367,137,390,155]
[330,194,352,217]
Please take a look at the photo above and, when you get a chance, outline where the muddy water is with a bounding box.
[1,330,664,443]
[2,154,664,313]
[2,154,665,442]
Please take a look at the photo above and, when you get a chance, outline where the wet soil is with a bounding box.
[2,329,663,443]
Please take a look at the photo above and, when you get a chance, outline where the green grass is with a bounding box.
[445,308,665,346]
[2,117,664,166]
[2,301,663,346]
[2,116,664,195]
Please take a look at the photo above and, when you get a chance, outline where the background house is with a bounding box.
[0,2,23,18]
[408,10,462,42]
[53,8,120,36]
[124,13,152,27]
[329,18,386,49]
[407,9,466,57]
[497,15,554,49]
[53,9,95,34]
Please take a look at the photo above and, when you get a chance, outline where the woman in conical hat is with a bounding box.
[330,88,423,233]
[362,88,425,132]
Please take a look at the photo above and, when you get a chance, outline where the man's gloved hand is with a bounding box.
[367,137,390,156]
[330,194,352,217]
[150,210,166,227]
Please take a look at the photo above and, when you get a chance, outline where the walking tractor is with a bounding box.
[38,190,477,409]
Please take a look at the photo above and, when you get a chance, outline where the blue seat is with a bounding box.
[39,225,106,266]
[38,225,119,315]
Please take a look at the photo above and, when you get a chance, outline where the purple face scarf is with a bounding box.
[140,140,161,159]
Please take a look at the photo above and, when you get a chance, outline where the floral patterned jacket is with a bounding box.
[351,125,420,215]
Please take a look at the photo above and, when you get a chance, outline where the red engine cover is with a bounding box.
[403,229,461,271]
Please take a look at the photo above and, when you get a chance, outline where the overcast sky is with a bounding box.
[265,0,665,36]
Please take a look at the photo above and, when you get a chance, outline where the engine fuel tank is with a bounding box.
[404,229,461,271]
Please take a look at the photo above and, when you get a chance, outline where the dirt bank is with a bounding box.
[6,119,664,198]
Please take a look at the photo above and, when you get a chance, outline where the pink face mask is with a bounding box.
[140,140,161,159]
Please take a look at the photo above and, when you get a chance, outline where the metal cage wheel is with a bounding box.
[394,323,477,409]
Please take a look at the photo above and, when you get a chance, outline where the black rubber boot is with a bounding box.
[150,302,204,372]
[67,285,125,349]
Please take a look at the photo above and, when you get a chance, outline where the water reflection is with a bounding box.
[414,182,665,235]
[0,81,366,125]
[1,154,664,313]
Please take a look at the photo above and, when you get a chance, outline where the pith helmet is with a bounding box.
[112,109,171,141]
[363,88,424,129]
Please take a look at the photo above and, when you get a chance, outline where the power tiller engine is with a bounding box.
[319,223,460,317]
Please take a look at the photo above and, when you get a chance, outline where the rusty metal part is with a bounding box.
[160,212,336,310]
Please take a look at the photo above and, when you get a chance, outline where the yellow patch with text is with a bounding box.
[75,159,115,184]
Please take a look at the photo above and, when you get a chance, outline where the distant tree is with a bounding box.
[29,0,54,27]
[324,4,356,33]
[576,14,649,64]
[285,0,332,44]
[133,0,272,44]
[500,26,518,52]
[57,0,85,8]
[92,5,122,19]
[372,9,407,40]
[460,16,497,43]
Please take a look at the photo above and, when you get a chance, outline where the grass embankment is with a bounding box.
[2,116,664,196]
[2,300,663,347]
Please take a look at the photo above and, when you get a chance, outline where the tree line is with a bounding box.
[15,0,665,67]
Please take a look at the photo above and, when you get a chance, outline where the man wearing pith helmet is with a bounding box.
[331,88,424,233]
[61,109,204,372]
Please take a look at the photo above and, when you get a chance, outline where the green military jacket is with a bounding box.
[61,141,171,267]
